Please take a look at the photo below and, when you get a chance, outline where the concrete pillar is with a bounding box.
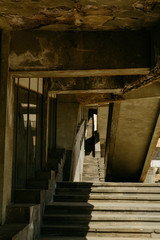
[97,106,109,157]
[0,31,14,224]
[42,79,49,169]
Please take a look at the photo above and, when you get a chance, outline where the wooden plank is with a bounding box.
[10,68,150,78]
[140,112,160,182]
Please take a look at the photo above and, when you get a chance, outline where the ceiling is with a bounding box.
[0,0,160,31]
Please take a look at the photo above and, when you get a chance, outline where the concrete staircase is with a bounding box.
[0,149,66,240]
[82,156,104,182]
[39,181,160,239]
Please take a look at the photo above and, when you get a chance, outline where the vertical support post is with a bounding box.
[0,31,14,224]
[42,78,50,169]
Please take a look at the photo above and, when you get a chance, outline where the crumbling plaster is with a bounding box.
[0,0,160,31]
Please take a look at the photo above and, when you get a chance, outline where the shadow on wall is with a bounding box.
[85,136,95,156]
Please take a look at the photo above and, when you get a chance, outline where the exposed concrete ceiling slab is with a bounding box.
[0,0,160,30]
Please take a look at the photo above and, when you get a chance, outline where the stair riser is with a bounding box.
[53,197,160,203]
[57,182,160,188]
[56,189,160,194]
[45,208,160,215]
[41,228,152,237]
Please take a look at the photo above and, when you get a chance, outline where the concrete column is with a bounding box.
[0,31,14,224]
[98,106,109,157]
[42,79,49,169]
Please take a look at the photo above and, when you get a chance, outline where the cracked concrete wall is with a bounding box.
[10,31,150,71]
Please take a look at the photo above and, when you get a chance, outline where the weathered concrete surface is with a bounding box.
[106,98,160,182]
[10,31,150,71]
[56,95,79,150]
[48,77,123,94]
[0,1,160,31]
[0,31,14,224]
[76,93,123,105]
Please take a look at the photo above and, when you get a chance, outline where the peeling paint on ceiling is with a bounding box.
[0,0,160,30]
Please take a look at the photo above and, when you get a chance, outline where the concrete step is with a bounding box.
[43,212,160,223]
[39,237,156,240]
[45,202,160,214]
[41,222,160,236]
[55,187,160,194]
[40,182,160,239]
[57,182,160,188]
[53,193,160,202]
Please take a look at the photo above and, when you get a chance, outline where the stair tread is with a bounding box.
[54,195,160,201]
[41,221,160,229]
[46,201,160,211]
[43,213,160,221]
[57,182,160,187]
[39,237,155,240]
[56,187,160,193]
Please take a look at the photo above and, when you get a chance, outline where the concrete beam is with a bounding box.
[124,81,160,100]
[42,79,49,169]
[10,68,150,78]
[48,77,124,94]
[140,110,160,182]
[123,66,160,94]
[10,31,150,71]
[76,93,123,105]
